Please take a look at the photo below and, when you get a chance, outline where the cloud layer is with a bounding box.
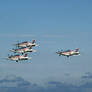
[0,73,92,92]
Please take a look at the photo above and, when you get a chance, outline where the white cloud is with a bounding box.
[0,74,92,92]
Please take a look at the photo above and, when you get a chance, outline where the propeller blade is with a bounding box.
[8,54,10,57]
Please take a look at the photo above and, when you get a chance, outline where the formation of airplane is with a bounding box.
[7,40,38,62]
[56,48,80,57]
[5,39,80,62]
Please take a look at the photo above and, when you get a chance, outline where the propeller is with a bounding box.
[15,40,20,49]
[56,49,63,53]
[8,54,10,57]
[56,50,60,54]
[60,49,63,52]
[17,43,20,48]
[56,48,63,56]
[12,48,15,50]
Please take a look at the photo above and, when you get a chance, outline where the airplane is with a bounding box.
[56,48,80,57]
[15,40,39,47]
[7,53,32,62]
[9,46,37,54]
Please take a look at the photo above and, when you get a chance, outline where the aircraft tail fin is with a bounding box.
[32,40,36,44]
[29,46,32,49]
[24,53,28,57]
[75,48,79,52]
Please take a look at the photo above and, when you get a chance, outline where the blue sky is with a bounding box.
[0,0,92,89]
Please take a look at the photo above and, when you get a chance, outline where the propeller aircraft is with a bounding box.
[15,40,39,48]
[56,48,80,57]
[7,53,31,62]
[10,46,37,54]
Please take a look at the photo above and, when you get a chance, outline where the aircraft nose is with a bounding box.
[56,52,59,54]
